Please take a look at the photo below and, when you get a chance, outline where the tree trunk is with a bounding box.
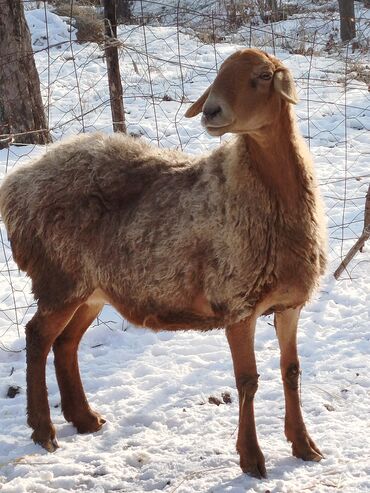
[0,0,52,148]
[116,0,132,23]
[338,0,356,42]
[266,0,278,11]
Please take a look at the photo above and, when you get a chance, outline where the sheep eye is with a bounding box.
[259,72,272,80]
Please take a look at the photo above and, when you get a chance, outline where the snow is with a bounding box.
[0,3,369,492]
[25,8,77,49]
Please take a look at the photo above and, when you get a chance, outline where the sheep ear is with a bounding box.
[184,86,211,118]
[273,69,298,104]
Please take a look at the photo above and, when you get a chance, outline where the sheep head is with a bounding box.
[185,48,298,136]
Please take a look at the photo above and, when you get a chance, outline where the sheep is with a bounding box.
[0,48,326,478]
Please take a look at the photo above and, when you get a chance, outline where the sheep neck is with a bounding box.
[242,106,307,210]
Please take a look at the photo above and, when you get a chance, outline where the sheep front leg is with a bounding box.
[274,307,323,462]
[26,303,80,451]
[226,319,266,479]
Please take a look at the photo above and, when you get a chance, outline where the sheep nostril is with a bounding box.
[203,104,222,120]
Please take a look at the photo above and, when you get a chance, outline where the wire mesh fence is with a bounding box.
[0,0,369,349]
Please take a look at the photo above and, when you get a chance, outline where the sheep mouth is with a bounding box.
[204,123,232,136]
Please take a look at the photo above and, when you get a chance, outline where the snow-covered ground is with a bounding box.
[0,5,369,493]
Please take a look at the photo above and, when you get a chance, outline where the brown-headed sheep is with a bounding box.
[0,48,326,478]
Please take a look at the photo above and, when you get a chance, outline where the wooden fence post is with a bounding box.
[104,0,126,133]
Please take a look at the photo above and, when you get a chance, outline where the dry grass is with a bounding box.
[53,2,104,44]
[195,29,226,45]
[343,60,370,88]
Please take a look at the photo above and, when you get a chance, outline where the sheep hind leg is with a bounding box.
[226,319,266,479]
[53,299,105,434]
[26,302,81,452]
[274,307,323,462]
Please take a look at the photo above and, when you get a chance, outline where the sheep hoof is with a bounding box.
[32,434,59,453]
[241,462,267,479]
[292,436,324,462]
[297,448,323,462]
[239,450,267,479]
[73,411,106,434]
